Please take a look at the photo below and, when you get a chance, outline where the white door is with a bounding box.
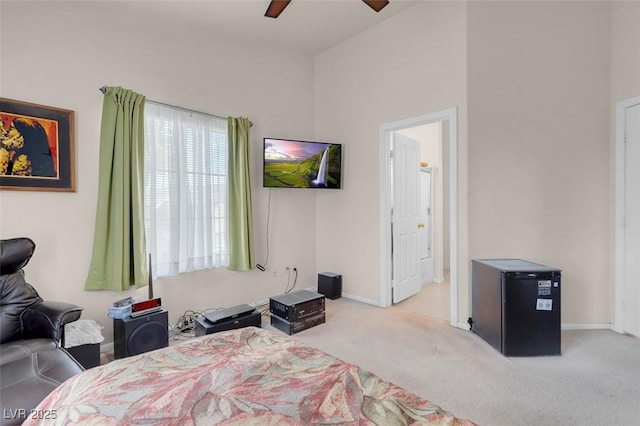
[419,168,434,284]
[392,133,421,303]
[624,102,640,337]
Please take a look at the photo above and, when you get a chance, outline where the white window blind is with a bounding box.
[144,102,228,277]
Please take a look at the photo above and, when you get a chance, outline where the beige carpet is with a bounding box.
[394,274,451,321]
[264,297,640,426]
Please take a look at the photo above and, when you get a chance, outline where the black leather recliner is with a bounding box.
[0,238,84,425]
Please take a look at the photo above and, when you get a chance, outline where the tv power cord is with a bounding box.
[256,189,272,272]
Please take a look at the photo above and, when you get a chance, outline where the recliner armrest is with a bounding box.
[21,301,83,344]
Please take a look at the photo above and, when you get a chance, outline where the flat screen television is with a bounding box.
[263,138,342,189]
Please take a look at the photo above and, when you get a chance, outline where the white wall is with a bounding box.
[0,1,316,342]
[315,0,627,327]
[467,1,612,325]
[314,1,468,307]
[611,1,640,104]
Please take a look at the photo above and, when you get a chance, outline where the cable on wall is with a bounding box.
[285,267,298,294]
[256,188,272,271]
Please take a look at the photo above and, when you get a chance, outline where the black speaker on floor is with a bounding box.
[113,310,168,359]
[318,272,342,299]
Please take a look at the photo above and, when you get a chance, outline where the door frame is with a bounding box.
[379,107,459,328]
[614,96,640,333]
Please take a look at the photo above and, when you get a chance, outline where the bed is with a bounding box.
[25,327,475,425]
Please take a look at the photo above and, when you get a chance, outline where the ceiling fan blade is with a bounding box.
[362,0,390,13]
[265,0,292,18]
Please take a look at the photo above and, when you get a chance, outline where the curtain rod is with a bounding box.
[98,86,226,120]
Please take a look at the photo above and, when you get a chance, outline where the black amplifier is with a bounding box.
[269,289,325,322]
[270,311,325,335]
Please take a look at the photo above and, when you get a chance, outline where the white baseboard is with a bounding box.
[251,299,269,308]
[420,278,445,286]
[100,342,114,353]
[456,322,471,330]
[341,292,384,307]
[561,323,613,330]
[304,285,384,307]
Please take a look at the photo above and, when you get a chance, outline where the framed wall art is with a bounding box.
[0,98,76,191]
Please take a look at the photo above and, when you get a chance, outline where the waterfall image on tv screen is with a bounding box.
[263,138,342,189]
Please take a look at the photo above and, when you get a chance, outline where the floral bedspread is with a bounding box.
[26,327,475,425]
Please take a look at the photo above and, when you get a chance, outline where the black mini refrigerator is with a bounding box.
[471,259,561,356]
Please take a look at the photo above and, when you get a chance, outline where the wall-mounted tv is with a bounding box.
[263,138,342,189]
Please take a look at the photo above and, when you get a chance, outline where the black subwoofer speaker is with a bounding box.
[318,272,342,299]
[113,310,168,359]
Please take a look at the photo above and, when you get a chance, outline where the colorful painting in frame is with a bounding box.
[0,98,75,191]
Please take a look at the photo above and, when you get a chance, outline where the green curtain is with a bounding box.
[227,116,255,271]
[85,87,148,291]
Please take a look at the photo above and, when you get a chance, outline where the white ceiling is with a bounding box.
[89,0,420,55]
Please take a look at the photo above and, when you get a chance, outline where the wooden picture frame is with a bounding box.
[1,98,76,191]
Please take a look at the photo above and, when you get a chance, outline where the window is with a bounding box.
[144,102,228,277]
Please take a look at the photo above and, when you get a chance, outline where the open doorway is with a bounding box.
[379,108,459,328]
[394,122,448,321]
